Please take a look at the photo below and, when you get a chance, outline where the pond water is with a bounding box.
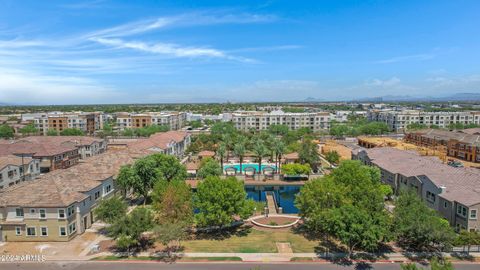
[245,185,301,214]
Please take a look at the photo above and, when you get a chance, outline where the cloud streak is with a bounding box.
[375,53,435,64]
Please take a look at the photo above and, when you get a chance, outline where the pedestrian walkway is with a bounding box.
[266,192,278,214]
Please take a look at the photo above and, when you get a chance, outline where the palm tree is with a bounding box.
[222,133,232,161]
[217,143,226,170]
[273,139,286,174]
[233,142,246,175]
[252,140,268,174]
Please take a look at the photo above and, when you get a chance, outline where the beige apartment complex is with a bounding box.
[367,110,480,131]
[0,155,41,190]
[232,110,332,132]
[353,147,480,231]
[22,112,105,135]
[115,112,187,130]
[0,131,191,242]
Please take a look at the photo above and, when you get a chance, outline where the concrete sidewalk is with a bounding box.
[44,251,480,263]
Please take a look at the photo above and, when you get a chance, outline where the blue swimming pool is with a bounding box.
[245,185,300,214]
[224,163,277,173]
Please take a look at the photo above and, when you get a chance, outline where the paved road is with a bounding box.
[0,262,479,270]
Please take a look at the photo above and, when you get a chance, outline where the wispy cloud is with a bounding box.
[90,37,255,62]
[374,53,435,64]
[364,77,401,87]
[0,68,121,104]
[86,12,277,38]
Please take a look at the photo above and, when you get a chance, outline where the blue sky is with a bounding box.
[0,0,479,104]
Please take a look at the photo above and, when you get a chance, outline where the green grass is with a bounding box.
[182,228,319,253]
[92,255,242,261]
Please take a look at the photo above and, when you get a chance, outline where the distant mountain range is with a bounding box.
[350,92,480,102]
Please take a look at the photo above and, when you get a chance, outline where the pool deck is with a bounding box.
[186,179,307,189]
[243,179,307,186]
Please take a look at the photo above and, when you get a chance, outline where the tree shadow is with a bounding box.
[450,252,474,261]
[151,246,186,263]
[194,224,252,241]
[400,251,441,265]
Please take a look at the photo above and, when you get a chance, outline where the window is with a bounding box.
[40,227,48,236]
[39,209,46,219]
[16,208,24,217]
[457,205,468,218]
[68,222,76,235]
[94,191,100,200]
[58,209,66,219]
[26,227,36,236]
[426,191,436,203]
[15,227,21,236]
[59,226,67,236]
[470,209,477,220]
[444,201,448,208]
[105,184,112,194]
[67,206,75,217]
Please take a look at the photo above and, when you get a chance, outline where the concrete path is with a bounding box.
[266,192,278,214]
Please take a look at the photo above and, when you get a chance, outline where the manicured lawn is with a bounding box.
[92,255,242,261]
[182,228,319,253]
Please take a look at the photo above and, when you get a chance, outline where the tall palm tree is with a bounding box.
[273,139,286,174]
[222,133,232,161]
[233,142,246,175]
[252,140,268,174]
[217,143,226,170]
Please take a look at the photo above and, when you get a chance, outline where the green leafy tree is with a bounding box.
[116,165,136,197]
[19,124,37,136]
[295,160,391,252]
[151,180,193,225]
[197,158,223,179]
[455,230,480,254]
[154,222,188,256]
[252,140,268,174]
[46,129,58,136]
[0,124,14,139]
[393,191,456,251]
[281,163,311,175]
[299,139,320,171]
[94,196,128,224]
[267,124,289,136]
[407,123,428,131]
[325,205,391,256]
[194,176,255,228]
[59,128,84,136]
[148,154,187,181]
[329,123,349,138]
[325,150,340,165]
[131,157,159,204]
[108,207,154,251]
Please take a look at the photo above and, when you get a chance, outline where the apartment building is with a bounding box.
[367,110,480,131]
[22,112,105,135]
[127,131,191,158]
[0,140,79,173]
[353,147,480,231]
[231,110,332,132]
[405,129,480,163]
[0,151,137,242]
[0,130,189,242]
[0,155,40,190]
[116,112,187,130]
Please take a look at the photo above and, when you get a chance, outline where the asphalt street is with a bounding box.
[0,262,479,270]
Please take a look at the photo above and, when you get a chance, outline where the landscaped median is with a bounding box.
[91,255,243,262]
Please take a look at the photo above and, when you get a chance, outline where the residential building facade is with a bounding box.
[367,110,480,131]
[22,112,105,135]
[405,129,480,163]
[115,112,187,130]
[353,147,480,231]
[231,110,332,132]
[0,156,41,190]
